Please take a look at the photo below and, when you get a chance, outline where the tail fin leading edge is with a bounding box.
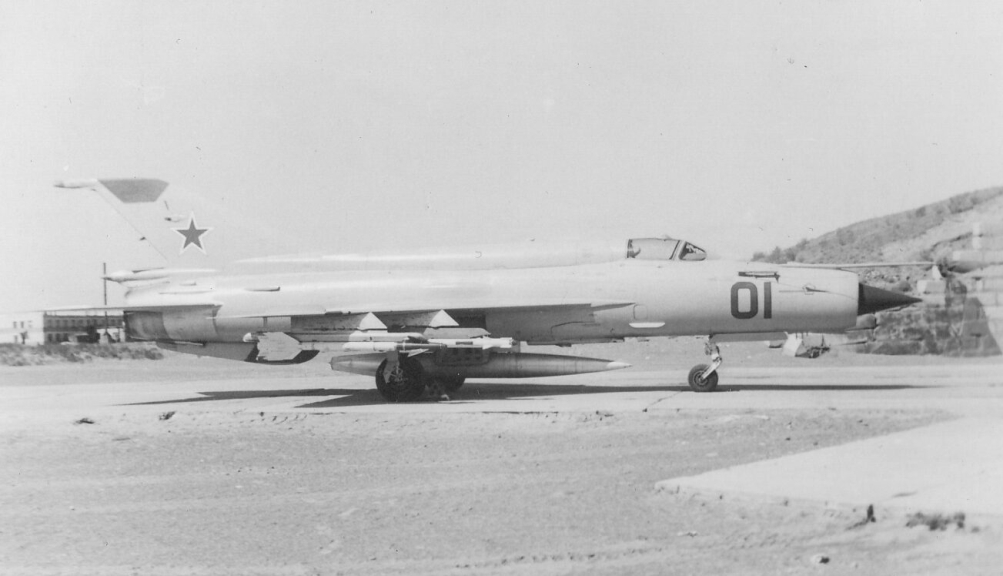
[54,178,290,270]
[56,178,216,266]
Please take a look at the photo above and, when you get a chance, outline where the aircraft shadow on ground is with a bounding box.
[126,381,929,409]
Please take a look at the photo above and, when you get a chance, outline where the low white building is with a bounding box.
[0,312,43,345]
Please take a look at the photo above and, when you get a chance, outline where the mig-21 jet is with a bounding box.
[52,178,920,401]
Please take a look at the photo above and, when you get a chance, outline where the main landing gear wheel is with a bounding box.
[426,377,464,402]
[688,364,719,393]
[441,377,465,393]
[375,357,426,402]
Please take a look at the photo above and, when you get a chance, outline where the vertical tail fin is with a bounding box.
[53,178,296,270]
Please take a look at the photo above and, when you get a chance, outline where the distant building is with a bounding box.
[0,313,42,345]
[0,311,124,344]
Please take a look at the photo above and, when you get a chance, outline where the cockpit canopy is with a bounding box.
[627,237,706,262]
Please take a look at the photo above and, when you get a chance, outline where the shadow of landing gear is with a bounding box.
[126,388,382,408]
[124,381,932,410]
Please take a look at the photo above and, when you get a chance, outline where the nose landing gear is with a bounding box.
[688,341,722,392]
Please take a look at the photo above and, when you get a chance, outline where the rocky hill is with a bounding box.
[753,186,1003,357]
[752,186,1003,269]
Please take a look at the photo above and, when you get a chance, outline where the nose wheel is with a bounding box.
[688,364,719,392]
[688,341,722,392]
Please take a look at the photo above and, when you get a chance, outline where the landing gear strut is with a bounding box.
[375,355,426,402]
[425,376,464,402]
[441,376,465,393]
[688,341,722,393]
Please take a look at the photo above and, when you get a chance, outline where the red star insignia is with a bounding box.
[172,214,212,254]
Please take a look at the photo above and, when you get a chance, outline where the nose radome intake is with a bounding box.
[857,283,922,315]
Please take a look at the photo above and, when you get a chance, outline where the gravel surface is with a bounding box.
[2,348,1000,575]
[5,401,990,575]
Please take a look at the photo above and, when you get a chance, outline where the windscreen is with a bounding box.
[627,238,706,261]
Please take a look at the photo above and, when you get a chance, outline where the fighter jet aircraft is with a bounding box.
[53,178,920,400]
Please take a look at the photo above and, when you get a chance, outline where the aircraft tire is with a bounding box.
[375,358,426,402]
[442,377,465,392]
[687,364,719,393]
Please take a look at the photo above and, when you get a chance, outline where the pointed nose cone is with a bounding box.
[858,283,922,315]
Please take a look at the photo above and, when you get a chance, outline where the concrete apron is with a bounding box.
[656,417,1003,522]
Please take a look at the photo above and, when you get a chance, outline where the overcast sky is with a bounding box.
[2,1,1002,310]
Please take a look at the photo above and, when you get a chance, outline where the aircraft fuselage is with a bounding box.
[123,259,860,345]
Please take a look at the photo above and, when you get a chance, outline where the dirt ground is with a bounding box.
[2,342,1001,575]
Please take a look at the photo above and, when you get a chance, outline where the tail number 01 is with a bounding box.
[731,282,773,320]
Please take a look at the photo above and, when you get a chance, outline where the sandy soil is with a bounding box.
[1,344,1001,575]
